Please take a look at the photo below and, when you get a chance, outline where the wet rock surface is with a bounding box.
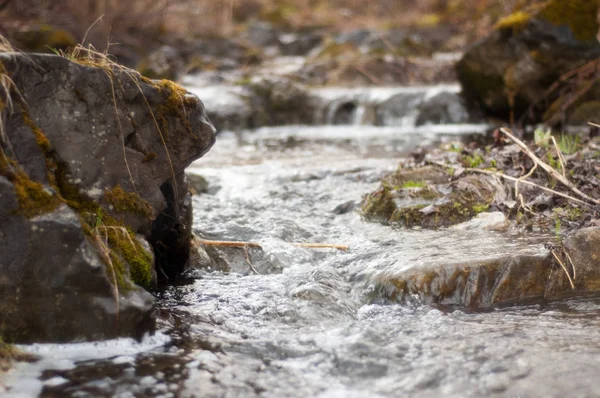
[0,53,215,342]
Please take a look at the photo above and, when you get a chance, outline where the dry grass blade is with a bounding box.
[549,135,567,178]
[91,229,120,324]
[466,168,589,206]
[551,249,575,290]
[565,250,576,281]
[500,127,600,205]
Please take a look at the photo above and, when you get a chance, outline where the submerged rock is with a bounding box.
[375,226,600,308]
[0,53,215,342]
[456,0,600,121]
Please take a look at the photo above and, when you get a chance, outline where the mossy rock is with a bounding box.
[14,25,76,53]
[362,167,500,228]
[457,0,600,122]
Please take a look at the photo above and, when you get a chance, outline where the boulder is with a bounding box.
[374,227,600,308]
[0,53,215,342]
[136,45,186,81]
[456,0,600,121]
[241,77,318,126]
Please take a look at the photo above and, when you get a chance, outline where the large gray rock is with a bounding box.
[0,53,215,342]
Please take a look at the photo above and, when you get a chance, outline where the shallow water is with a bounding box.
[3,106,600,398]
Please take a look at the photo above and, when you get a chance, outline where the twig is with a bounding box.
[243,244,260,275]
[552,250,575,290]
[198,239,349,251]
[500,127,600,205]
[515,163,537,214]
[466,168,589,206]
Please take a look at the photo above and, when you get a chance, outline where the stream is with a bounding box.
[3,84,600,398]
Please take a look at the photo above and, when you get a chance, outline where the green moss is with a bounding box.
[361,187,397,222]
[541,0,599,42]
[401,180,426,188]
[463,154,484,168]
[389,204,427,227]
[154,79,199,139]
[103,224,154,289]
[104,184,152,216]
[21,109,51,152]
[472,203,490,213]
[495,11,531,31]
[0,153,62,218]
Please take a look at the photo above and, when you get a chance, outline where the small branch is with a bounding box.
[197,239,349,251]
[500,128,600,205]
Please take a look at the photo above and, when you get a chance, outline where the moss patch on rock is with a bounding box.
[155,79,199,139]
[0,152,62,218]
[105,184,152,216]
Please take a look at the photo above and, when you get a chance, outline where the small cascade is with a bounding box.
[314,84,469,127]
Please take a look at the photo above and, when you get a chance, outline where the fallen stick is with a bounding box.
[500,127,600,205]
[197,239,349,251]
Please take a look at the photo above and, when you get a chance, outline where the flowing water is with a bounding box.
[3,86,600,398]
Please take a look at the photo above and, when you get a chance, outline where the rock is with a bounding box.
[374,226,600,308]
[0,53,215,342]
[187,173,209,195]
[334,29,373,47]
[456,0,600,121]
[451,211,509,231]
[136,45,186,81]
[279,32,323,56]
[376,92,424,126]
[415,91,482,125]
[332,200,356,215]
[362,166,507,227]
[187,85,253,132]
[242,77,318,126]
